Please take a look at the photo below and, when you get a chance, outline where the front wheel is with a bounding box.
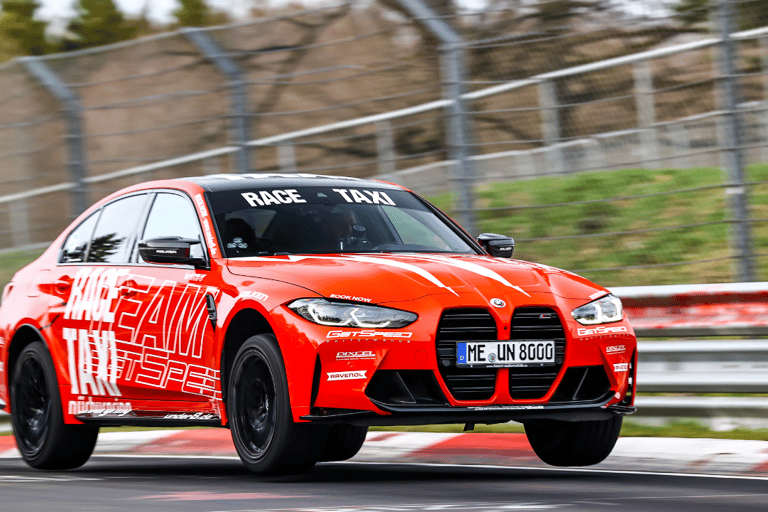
[318,425,368,462]
[227,334,326,474]
[11,341,99,470]
[524,416,622,467]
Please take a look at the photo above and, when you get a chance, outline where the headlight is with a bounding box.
[288,298,417,328]
[571,294,623,325]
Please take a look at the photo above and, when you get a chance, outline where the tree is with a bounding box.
[62,0,136,51]
[0,0,48,55]
[174,0,213,27]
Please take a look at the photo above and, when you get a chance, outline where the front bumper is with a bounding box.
[301,393,636,426]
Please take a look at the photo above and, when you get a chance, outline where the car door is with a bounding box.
[116,191,220,404]
[51,192,149,413]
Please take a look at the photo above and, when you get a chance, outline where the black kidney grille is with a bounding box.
[508,307,566,400]
[436,308,497,400]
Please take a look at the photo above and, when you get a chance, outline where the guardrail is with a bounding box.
[612,282,768,425]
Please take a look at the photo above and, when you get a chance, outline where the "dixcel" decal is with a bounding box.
[326,330,412,339]
[336,350,376,360]
[577,325,628,337]
[327,370,367,381]
[605,345,626,354]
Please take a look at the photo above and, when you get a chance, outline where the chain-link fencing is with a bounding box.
[0,0,766,287]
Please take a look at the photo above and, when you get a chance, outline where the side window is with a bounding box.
[87,194,148,264]
[141,193,205,261]
[59,212,99,263]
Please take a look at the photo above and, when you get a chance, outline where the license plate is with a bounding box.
[456,340,555,367]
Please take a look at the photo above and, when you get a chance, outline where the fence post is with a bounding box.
[278,144,297,173]
[760,36,768,163]
[20,57,88,220]
[633,59,660,169]
[538,79,565,175]
[183,28,252,174]
[395,0,478,236]
[716,0,755,282]
[375,120,396,175]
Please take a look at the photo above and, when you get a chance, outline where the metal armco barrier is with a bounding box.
[612,282,768,423]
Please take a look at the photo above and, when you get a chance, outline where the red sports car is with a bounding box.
[0,174,636,473]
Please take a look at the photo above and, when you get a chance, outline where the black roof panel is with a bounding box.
[182,173,403,193]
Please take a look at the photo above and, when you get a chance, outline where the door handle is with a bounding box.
[120,280,138,298]
[55,276,73,295]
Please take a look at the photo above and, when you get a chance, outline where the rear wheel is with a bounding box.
[524,416,622,467]
[228,334,326,474]
[318,425,368,462]
[11,342,99,470]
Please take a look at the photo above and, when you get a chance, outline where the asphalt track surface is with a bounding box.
[2,455,768,512]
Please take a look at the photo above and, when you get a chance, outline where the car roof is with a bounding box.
[182,173,404,193]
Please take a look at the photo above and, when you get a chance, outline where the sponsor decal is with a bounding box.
[61,271,222,401]
[326,330,413,339]
[490,298,506,308]
[241,189,307,207]
[194,194,218,256]
[577,325,628,337]
[613,363,629,372]
[469,405,545,411]
[327,370,367,381]
[0,336,5,348]
[332,188,396,206]
[0,362,3,373]
[589,291,605,300]
[329,294,372,303]
[64,267,130,322]
[336,350,376,360]
[184,272,205,282]
[68,398,132,417]
[63,328,121,396]
[163,412,219,421]
[606,344,626,354]
[239,291,268,301]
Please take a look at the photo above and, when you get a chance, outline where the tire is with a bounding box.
[11,341,99,470]
[524,416,622,467]
[318,425,368,462]
[227,334,327,474]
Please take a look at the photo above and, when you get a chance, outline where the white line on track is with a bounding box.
[88,454,768,481]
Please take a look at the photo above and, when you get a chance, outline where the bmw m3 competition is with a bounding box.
[0,174,636,473]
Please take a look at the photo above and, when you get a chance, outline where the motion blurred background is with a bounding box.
[0,0,765,288]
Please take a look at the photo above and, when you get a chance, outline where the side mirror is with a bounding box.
[478,233,514,258]
[138,237,205,267]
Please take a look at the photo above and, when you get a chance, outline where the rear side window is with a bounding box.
[87,194,148,264]
[59,212,99,263]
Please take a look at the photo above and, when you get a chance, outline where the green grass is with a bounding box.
[434,165,768,287]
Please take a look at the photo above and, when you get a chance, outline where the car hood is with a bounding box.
[226,253,606,305]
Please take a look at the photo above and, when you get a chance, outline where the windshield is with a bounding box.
[205,186,477,257]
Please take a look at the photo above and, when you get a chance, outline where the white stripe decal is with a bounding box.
[407,254,530,297]
[346,255,459,296]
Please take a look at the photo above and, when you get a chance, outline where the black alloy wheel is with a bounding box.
[11,341,99,470]
[228,334,327,474]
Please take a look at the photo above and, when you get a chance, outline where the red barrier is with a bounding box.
[610,283,768,337]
